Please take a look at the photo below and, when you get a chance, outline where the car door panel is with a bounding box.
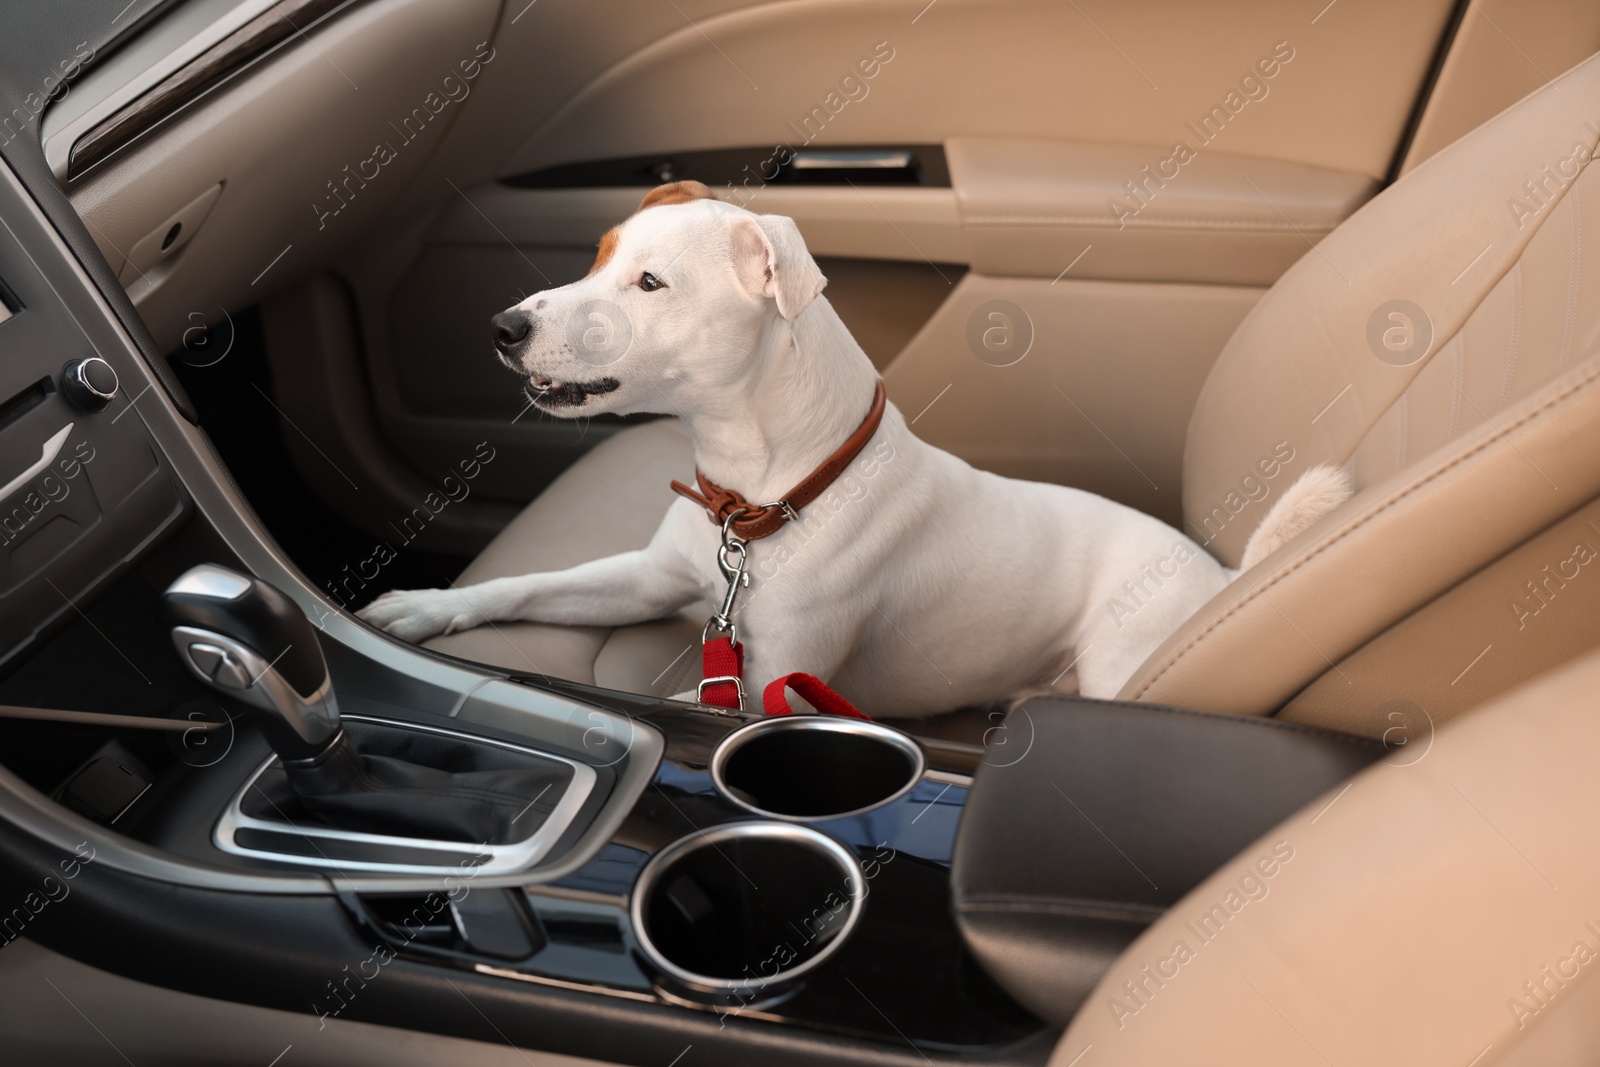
[343,0,1456,524]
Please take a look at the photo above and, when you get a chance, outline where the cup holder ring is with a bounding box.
[710,715,928,822]
[630,822,866,993]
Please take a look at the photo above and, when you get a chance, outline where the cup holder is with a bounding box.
[711,716,926,821]
[631,823,865,991]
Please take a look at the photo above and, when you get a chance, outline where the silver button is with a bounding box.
[186,643,225,679]
[188,642,250,689]
[211,652,252,690]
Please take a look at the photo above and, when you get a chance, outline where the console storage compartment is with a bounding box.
[951,697,1385,1026]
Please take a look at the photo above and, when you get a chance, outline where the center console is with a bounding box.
[0,548,1381,1061]
[123,561,1040,1052]
[362,701,1038,1052]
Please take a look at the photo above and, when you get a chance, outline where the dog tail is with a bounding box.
[1238,464,1354,571]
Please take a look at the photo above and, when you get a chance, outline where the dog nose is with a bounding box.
[491,311,533,350]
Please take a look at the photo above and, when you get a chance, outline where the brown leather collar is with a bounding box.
[671,381,887,540]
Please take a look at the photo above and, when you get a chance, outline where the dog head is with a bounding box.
[490,180,827,416]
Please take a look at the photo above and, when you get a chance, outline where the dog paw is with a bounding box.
[358,588,479,643]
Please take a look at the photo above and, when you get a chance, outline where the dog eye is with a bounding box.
[639,272,665,292]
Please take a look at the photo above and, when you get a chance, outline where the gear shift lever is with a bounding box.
[159,564,570,845]
[160,564,340,761]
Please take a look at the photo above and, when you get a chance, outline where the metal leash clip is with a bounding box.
[697,508,752,708]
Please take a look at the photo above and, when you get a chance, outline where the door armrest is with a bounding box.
[946,137,1377,285]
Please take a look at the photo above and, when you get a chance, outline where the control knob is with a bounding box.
[61,357,119,413]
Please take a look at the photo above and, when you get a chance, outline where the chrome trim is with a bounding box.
[165,562,251,600]
[710,716,927,823]
[214,715,598,875]
[474,963,659,1004]
[790,150,915,170]
[630,823,865,992]
[695,674,745,709]
[0,423,73,502]
[107,780,153,825]
[923,767,974,788]
[66,356,119,402]
[171,624,340,748]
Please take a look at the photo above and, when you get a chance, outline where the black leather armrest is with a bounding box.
[951,697,1384,1027]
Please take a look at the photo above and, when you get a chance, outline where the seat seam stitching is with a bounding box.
[1449,333,1464,437]
[1561,186,1582,371]
[1499,262,1523,405]
[1396,392,1408,472]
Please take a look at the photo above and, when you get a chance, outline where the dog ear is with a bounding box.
[726,213,827,320]
[638,180,715,211]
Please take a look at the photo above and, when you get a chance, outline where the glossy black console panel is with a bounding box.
[347,702,1044,1055]
[951,697,1387,1027]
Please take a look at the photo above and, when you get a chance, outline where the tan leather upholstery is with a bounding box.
[1182,51,1600,568]
[1278,493,1600,738]
[945,137,1376,286]
[1124,349,1600,713]
[1051,649,1600,1066]
[423,419,706,696]
[1117,50,1600,714]
[882,273,1263,527]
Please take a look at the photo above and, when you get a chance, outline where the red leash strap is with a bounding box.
[698,637,870,720]
[698,641,871,721]
[697,635,746,709]
[762,673,872,720]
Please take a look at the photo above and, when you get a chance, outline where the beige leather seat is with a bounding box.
[425,417,707,697]
[1049,647,1600,1066]
[431,51,1600,734]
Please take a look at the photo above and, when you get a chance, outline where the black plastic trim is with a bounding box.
[503,144,951,190]
[1382,0,1474,185]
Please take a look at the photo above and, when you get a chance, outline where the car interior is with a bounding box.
[1,0,1599,1063]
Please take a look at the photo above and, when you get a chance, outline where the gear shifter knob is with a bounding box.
[160,564,340,760]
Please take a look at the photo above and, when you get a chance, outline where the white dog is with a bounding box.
[360,182,1347,715]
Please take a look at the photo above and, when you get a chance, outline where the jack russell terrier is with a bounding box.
[361,181,1349,715]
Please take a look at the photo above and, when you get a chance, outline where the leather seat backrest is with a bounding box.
[1118,50,1600,716]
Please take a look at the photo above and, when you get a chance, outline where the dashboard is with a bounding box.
[0,171,185,669]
